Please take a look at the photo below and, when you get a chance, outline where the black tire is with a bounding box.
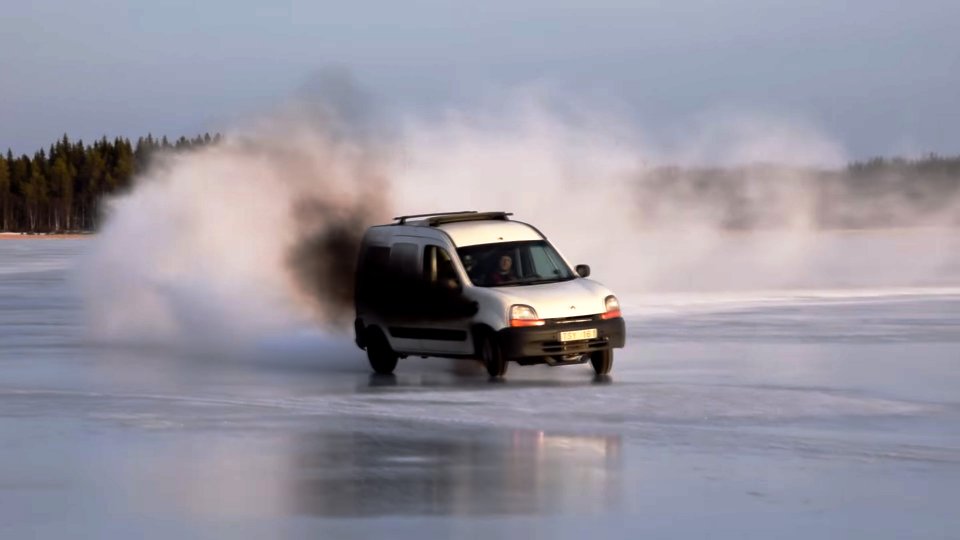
[479,332,508,378]
[590,349,613,376]
[366,330,398,375]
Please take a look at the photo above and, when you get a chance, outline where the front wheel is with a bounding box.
[366,331,398,375]
[479,333,508,378]
[590,349,613,376]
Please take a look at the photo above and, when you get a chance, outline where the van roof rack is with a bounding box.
[393,211,513,226]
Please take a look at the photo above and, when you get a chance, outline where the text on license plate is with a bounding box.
[559,328,598,342]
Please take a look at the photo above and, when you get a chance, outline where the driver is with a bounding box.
[489,253,517,285]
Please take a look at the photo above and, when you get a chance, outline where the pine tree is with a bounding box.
[49,156,73,231]
[112,138,134,192]
[0,154,10,231]
[10,156,29,231]
[24,167,48,231]
[81,148,106,229]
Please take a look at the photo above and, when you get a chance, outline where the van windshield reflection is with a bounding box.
[457,241,576,288]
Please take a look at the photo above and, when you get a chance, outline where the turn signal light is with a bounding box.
[510,318,546,327]
[509,304,545,327]
[601,295,622,319]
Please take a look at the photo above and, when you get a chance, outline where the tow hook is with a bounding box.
[545,354,589,366]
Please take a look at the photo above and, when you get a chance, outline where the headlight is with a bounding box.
[509,304,545,327]
[601,295,622,319]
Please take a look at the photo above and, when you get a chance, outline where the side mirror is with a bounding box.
[441,278,462,294]
[575,264,591,278]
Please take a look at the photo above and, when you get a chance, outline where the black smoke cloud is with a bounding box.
[80,69,392,344]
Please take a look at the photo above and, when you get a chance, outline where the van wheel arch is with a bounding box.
[471,324,496,356]
[364,325,387,345]
[473,324,508,378]
[354,318,367,349]
[364,326,398,375]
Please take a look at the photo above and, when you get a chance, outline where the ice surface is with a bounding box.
[1,238,959,539]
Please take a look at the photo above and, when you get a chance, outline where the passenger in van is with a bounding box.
[489,253,518,285]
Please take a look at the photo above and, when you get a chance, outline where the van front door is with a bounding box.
[417,244,475,356]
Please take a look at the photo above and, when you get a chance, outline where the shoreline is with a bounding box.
[2,226,959,241]
[0,233,94,240]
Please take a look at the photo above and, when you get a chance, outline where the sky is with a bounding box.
[1,0,958,160]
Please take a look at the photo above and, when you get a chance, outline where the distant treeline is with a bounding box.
[0,134,219,232]
[2,134,960,233]
[637,155,960,230]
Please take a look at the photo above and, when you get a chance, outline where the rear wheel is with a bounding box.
[590,349,613,376]
[366,330,398,375]
[479,333,508,378]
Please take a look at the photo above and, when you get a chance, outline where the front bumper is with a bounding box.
[497,315,626,358]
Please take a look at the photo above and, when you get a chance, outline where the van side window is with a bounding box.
[423,245,461,288]
[365,246,390,273]
[388,242,419,278]
[356,245,391,307]
[358,242,419,314]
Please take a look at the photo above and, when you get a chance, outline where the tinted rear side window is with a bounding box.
[356,245,390,307]
[356,242,422,314]
[388,242,419,277]
[364,246,390,273]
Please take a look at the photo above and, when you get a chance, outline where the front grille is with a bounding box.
[541,337,608,354]
[554,317,593,325]
[546,314,601,326]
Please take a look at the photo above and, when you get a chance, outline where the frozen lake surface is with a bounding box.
[1,238,959,538]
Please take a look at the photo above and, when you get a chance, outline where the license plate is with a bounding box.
[559,328,598,342]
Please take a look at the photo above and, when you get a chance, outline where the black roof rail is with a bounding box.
[393,211,476,225]
[426,211,512,226]
[393,211,513,226]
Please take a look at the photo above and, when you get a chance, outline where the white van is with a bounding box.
[353,211,625,378]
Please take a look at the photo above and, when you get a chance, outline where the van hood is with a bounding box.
[487,278,614,319]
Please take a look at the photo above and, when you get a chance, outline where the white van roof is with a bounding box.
[389,211,544,247]
[438,220,542,247]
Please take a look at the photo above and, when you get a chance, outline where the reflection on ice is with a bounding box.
[118,427,622,520]
[289,429,622,517]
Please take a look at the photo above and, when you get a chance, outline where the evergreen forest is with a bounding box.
[2,134,959,233]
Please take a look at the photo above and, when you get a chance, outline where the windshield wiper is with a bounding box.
[521,277,572,285]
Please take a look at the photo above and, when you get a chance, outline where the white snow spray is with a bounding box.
[80,116,390,347]
[395,99,960,299]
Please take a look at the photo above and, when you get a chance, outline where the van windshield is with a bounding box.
[456,240,576,287]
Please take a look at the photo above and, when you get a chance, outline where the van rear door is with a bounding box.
[377,241,424,353]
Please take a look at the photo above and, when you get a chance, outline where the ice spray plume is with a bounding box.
[80,104,391,346]
[81,85,960,349]
[394,100,960,296]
